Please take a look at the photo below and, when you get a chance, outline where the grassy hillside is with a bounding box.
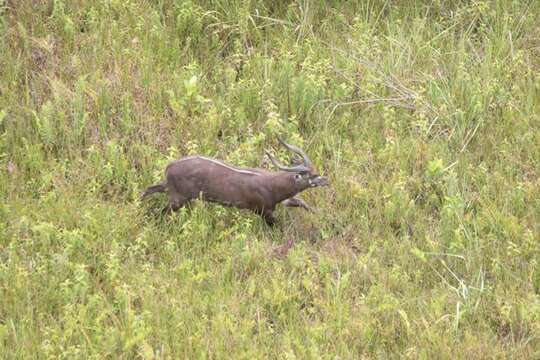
[1,0,539,357]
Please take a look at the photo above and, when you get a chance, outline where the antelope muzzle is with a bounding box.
[309,175,330,187]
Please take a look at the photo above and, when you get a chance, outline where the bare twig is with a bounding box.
[251,12,293,27]
[460,121,482,153]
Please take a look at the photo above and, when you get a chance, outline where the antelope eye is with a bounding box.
[294,174,302,180]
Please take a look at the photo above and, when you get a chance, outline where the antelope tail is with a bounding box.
[141,182,166,199]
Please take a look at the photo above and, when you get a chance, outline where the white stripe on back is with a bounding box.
[178,156,262,176]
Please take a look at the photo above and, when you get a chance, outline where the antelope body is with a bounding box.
[142,139,328,225]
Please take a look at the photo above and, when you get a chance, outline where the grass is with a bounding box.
[1,0,539,358]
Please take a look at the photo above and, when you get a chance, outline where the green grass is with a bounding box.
[1,0,540,358]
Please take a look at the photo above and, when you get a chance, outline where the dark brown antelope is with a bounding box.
[142,138,329,225]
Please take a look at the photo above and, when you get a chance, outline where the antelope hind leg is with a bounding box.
[162,196,191,216]
[262,210,277,226]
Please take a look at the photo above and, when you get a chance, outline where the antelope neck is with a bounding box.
[268,172,299,202]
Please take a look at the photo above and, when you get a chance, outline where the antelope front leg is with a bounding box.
[281,197,313,212]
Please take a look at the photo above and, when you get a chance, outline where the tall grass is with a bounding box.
[1,0,539,357]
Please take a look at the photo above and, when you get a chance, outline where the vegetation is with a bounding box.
[1,0,539,357]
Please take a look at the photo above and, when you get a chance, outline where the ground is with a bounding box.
[1,0,539,358]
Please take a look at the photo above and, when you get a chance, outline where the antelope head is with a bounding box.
[265,138,329,191]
